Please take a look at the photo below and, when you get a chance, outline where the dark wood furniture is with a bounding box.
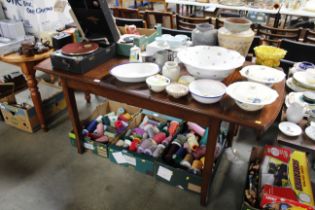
[34,58,285,206]
[161,27,192,38]
[256,24,302,46]
[115,17,147,28]
[144,10,174,29]
[176,14,211,30]
[0,50,53,131]
[111,7,140,19]
[304,29,315,44]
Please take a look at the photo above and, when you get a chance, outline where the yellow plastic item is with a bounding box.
[288,151,314,207]
[254,45,287,67]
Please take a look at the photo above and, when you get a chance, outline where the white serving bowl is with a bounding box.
[177,46,245,81]
[189,79,226,104]
[110,63,160,83]
[240,65,286,86]
[146,74,170,92]
[166,83,189,98]
[226,81,279,111]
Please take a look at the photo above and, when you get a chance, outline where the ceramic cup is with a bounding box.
[286,102,304,123]
[162,61,180,82]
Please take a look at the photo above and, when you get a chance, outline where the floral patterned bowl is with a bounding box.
[177,46,245,81]
[226,81,279,111]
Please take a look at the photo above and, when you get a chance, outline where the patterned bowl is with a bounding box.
[166,83,189,98]
[177,46,245,81]
[226,81,279,111]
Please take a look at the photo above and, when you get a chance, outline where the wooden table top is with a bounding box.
[0,49,53,64]
[35,57,286,131]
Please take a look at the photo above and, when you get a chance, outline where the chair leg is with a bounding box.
[84,92,91,104]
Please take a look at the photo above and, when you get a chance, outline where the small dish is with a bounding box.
[278,121,302,137]
[293,71,315,89]
[178,75,195,86]
[305,125,315,141]
[166,83,189,98]
[286,77,310,92]
[189,79,226,104]
[240,65,285,86]
[146,74,170,93]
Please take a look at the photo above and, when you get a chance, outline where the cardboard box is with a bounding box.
[69,100,141,158]
[242,146,315,210]
[108,110,183,176]
[0,81,66,133]
[116,25,161,57]
[155,122,228,194]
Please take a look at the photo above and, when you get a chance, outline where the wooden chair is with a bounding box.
[111,7,140,19]
[279,39,315,76]
[303,29,315,44]
[176,15,212,31]
[161,27,192,38]
[144,11,174,29]
[256,24,302,47]
[115,17,147,28]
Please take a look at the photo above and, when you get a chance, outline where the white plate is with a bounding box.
[286,77,310,92]
[278,121,302,137]
[305,125,315,141]
[189,79,226,104]
[293,71,315,89]
[110,63,160,83]
[240,65,285,85]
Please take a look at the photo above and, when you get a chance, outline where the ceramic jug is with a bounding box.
[162,61,180,82]
[192,23,218,46]
[286,102,304,123]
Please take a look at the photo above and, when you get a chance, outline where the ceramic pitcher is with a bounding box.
[286,102,304,123]
[192,23,218,46]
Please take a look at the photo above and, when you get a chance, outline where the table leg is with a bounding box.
[60,79,84,154]
[200,119,221,206]
[19,62,47,131]
[226,123,238,147]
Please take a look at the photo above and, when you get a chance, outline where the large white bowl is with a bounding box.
[189,79,226,104]
[110,63,160,83]
[226,81,279,111]
[240,65,286,86]
[177,46,245,81]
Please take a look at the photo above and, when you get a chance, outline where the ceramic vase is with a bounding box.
[162,61,180,82]
[192,23,218,46]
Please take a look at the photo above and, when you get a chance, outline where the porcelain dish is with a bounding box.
[240,65,285,86]
[305,125,315,141]
[293,71,315,89]
[189,79,226,104]
[278,121,302,137]
[226,81,279,111]
[146,74,170,92]
[110,63,160,83]
[166,83,189,98]
[177,46,245,81]
[286,77,310,92]
[285,92,315,115]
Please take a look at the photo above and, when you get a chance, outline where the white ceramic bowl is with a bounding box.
[226,81,279,111]
[189,79,226,104]
[177,46,245,81]
[240,65,286,86]
[146,74,170,92]
[110,63,160,83]
[166,83,189,98]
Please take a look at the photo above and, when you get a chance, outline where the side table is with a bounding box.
[0,50,53,131]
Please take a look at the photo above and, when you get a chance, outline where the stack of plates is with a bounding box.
[286,71,315,92]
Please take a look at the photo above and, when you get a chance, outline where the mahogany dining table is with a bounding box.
[34,57,285,206]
